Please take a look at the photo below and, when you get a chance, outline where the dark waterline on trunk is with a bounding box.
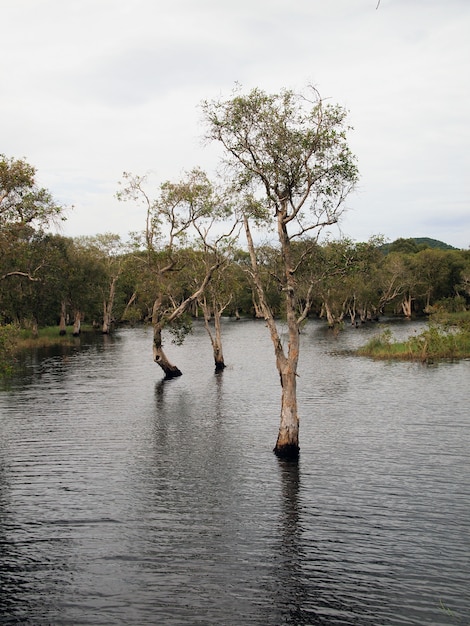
[274,442,300,461]
[0,319,469,625]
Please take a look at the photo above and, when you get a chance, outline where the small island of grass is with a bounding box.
[356,312,470,362]
[0,324,99,375]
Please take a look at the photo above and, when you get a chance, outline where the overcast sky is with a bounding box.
[2,0,469,248]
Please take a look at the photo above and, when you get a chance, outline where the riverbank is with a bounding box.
[0,324,100,374]
[15,324,98,349]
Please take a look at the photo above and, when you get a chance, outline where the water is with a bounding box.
[0,320,469,625]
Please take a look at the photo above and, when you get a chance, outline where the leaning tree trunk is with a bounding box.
[323,298,343,328]
[150,257,222,379]
[152,323,182,379]
[244,213,300,460]
[121,291,137,322]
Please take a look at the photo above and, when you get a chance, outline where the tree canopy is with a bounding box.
[0,154,66,234]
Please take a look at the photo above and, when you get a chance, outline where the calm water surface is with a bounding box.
[0,320,469,625]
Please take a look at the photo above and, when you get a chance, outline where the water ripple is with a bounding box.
[0,321,469,625]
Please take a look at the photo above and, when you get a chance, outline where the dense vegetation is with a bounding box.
[2,152,470,375]
[2,221,469,371]
[2,229,468,333]
[357,312,470,362]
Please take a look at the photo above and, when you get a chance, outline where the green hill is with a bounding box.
[413,237,457,250]
[381,237,457,254]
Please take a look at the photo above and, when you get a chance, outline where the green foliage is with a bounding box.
[428,295,467,315]
[0,324,19,375]
[358,318,470,361]
[0,154,66,231]
[203,86,359,229]
[406,323,470,360]
[168,313,193,345]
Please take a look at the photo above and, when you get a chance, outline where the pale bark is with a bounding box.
[121,291,137,322]
[348,296,357,326]
[323,301,336,328]
[401,293,413,318]
[151,256,220,378]
[152,323,182,378]
[102,276,117,334]
[244,213,300,460]
[201,294,231,371]
[274,357,299,457]
[59,301,67,335]
[72,311,81,336]
[251,291,264,319]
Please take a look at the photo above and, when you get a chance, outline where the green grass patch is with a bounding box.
[0,324,20,375]
[1,323,101,376]
[16,324,97,349]
[357,321,470,362]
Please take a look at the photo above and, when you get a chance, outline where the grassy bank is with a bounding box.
[16,324,98,349]
[357,313,470,361]
[1,324,102,375]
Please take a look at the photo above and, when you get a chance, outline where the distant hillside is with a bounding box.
[381,237,458,254]
[413,237,457,250]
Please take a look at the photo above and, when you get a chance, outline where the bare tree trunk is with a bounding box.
[152,323,182,378]
[201,295,227,371]
[121,291,137,322]
[102,276,117,334]
[59,301,67,335]
[323,301,336,328]
[151,256,221,379]
[402,293,413,318]
[322,296,344,328]
[212,307,225,371]
[348,295,357,326]
[244,214,299,460]
[251,290,264,319]
[151,297,182,378]
[273,340,300,460]
[72,311,81,336]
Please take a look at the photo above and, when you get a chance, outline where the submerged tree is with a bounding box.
[203,86,358,459]
[199,263,234,371]
[117,167,237,378]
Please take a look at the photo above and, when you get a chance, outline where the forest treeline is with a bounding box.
[1,152,469,340]
[2,227,469,335]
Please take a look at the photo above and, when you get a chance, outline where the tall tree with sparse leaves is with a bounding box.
[203,86,358,459]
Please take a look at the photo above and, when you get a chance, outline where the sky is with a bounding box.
[2,0,469,249]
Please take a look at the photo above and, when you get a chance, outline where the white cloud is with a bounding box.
[1,0,469,248]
